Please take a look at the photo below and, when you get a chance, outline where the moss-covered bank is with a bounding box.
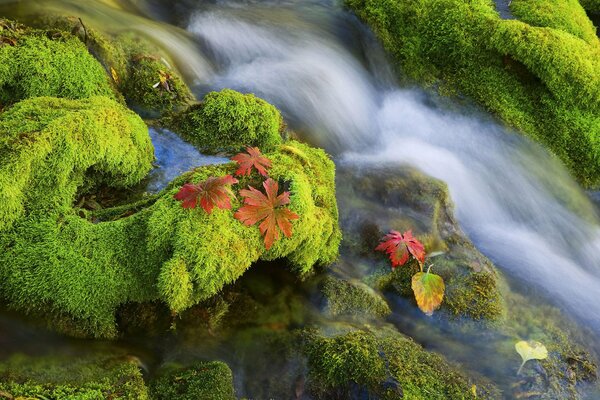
[346,0,600,187]
[0,95,340,338]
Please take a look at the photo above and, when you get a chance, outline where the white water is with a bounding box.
[187,5,600,330]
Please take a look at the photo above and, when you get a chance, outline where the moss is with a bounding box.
[165,89,284,154]
[303,328,500,399]
[0,96,154,232]
[150,361,235,400]
[322,276,391,319]
[0,26,116,105]
[345,0,600,187]
[580,0,600,14]
[0,353,148,399]
[0,102,340,339]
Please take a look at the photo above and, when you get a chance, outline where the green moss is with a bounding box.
[0,96,154,232]
[580,0,600,14]
[0,28,116,105]
[0,353,149,399]
[346,0,600,187]
[322,276,391,319]
[165,89,284,154]
[150,361,235,400]
[304,328,500,399]
[0,100,340,339]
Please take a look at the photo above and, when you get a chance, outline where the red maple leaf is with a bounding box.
[231,147,272,177]
[375,230,425,268]
[174,175,238,214]
[234,178,299,250]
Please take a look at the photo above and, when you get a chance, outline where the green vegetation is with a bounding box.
[322,276,391,319]
[166,89,284,154]
[346,0,600,187]
[304,328,500,399]
[0,93,339,337]
[0,25,116,105]
[0,353,149,399]
[150,361,235,400]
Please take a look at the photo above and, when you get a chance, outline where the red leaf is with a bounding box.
[231,147,272,177]
[174,175,238,214]
[375,230,425,268]
[234,178,299,250]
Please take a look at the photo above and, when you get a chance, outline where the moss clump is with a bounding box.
[0,353,149,399]
[150,361,235,400]
[304,328,500,399]
[0,28,117,105]
[0,104,340,339]
[346,0,600,187]
[0,96,154,232]
[165,89,284,154]
[322,276,391,319]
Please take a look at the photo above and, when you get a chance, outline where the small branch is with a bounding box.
[78,17,88,44]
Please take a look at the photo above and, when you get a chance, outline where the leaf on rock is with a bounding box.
[411,272,445,316]
[231,146,272,177]
[234,178,299,250]
[174,175,238,214]
[515,340,548,374]
[375,230,426,268]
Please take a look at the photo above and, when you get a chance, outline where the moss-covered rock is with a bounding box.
[0,22,117,105]
[165,89,284,154]
[0,352,149,399]
[321,276,391,319]
[337,165,504,321]
[150,361,235,400]
[0,96,153,232]
[346,0,600,187]
[0,95,339,338]
[303,327,500,399]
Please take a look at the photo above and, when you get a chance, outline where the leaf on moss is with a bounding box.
[174,175,238,214]
[231,146,272,177]
[110,67,119,84]
[376,230,425,268]
[234,178,299,250]
[411,271,445,315]
[515,340,548,374]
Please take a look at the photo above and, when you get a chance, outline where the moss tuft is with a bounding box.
[165,89,284,154]
[150,361,235,400]
[322,276,391,319]
[0,353,149,399]
[0,29,116,105]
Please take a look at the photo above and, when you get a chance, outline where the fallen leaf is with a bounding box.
[110,67,119,83]
[411,271,445,315]
[174,175,238,214]
[376,230,426,268]
[231,147,272,177]
[235,178,299,250]
[515,340,548,374]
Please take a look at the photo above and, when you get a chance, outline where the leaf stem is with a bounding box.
[517,360,526,375]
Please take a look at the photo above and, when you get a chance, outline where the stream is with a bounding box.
[1,0,600,398]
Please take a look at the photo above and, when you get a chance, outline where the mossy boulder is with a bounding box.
[0,22,117,105]
[346,0,600,187]
[150,361,235,400]
[0,94,340,338]
[0,96,154,232]
[337,165,504,321]
[321,276,391,320]
[303,327,500,399]
[165,89,284,154]
[0,352,149,399]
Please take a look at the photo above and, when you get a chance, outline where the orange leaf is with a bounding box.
[411,272,445,315]
[375,230,425,268]
[174,175,238,214]
[234,178,299,249]
[231,147,272,177]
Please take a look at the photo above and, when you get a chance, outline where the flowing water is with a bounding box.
[2,0,600,397]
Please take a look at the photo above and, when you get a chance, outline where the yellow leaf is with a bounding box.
[110,67,119,83]
[411,271,444,315]
[515,340,548,374]
[471,384,477,397]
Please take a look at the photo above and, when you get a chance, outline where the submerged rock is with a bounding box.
[150,361,235,400]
